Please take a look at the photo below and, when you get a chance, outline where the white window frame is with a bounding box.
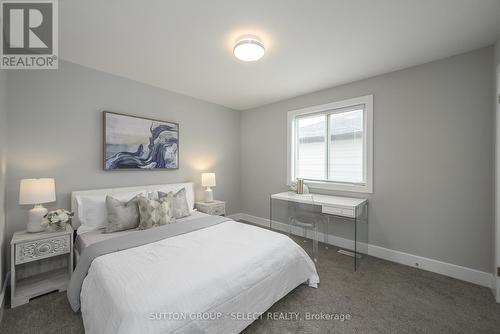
[287,95,373,193]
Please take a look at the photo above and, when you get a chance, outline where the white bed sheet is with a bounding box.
[80,220,319,334]
[75,211,210,255]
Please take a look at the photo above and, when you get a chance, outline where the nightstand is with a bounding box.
[10,224,73,308]
[195,200,226,216]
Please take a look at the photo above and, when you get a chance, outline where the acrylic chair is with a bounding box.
[287,194,321,262]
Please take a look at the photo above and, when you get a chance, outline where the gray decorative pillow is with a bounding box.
[137,193,175,230]
[105,195,140,233]
[158,188,191,219]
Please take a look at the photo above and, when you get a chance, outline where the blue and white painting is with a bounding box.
[104,112,179,170]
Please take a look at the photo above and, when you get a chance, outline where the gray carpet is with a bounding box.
[2,221,500,334]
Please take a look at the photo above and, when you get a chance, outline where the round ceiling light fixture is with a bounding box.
[233,36,265,62]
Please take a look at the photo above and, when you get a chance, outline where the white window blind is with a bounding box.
[328,108,364,183]
[296,115,325,180]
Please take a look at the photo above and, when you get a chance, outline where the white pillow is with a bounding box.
[76,190,145,234]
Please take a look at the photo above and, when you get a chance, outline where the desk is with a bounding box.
[270,192,368,270]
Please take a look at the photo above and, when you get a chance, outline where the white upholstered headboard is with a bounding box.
[70,182,195,229]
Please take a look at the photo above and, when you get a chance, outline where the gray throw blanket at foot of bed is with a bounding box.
[67,215,231,311]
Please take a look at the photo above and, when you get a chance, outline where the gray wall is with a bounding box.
[5,61,241,244]
[495,37,500,67]
[0,70,7,297]
[495,37,499,276]
[241,47,494,272]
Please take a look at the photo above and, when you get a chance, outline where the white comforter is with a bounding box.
[81,220,319,334]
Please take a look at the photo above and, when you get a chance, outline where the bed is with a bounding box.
[67,183,319,334]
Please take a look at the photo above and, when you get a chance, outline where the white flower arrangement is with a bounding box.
[43,209,74,231]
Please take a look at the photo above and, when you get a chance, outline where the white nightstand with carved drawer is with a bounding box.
[195,200,226,216]
[10,224,73,308]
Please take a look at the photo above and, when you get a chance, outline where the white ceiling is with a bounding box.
[60,0,500,110]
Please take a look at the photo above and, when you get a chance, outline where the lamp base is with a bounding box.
[27,205,47,233]
[204,188,214,202]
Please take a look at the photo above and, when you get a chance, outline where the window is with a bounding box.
[287,95,373,193]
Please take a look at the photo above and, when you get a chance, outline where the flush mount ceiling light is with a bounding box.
[233,36,265,62]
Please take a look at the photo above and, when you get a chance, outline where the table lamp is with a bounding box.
[19,178,56,233]
[201,173,216,202]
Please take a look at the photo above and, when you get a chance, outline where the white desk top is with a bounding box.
[271,191,367,209]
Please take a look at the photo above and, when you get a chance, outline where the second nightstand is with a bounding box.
[10,224,73,308]
[195,200,226,216]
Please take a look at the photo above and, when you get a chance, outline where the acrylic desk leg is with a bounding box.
[354,207,358,272]
[324,216,329,250]
[287,217,293,238]
[313,223,319,262]
[269,197,272,230]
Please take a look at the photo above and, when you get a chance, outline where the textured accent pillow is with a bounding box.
[137,194,175,229]
[105,195,140,233]
[158,188,191,219]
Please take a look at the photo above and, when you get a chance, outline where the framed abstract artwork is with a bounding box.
[103,111,179,170]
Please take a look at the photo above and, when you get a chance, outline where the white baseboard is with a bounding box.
[228,213,495,289]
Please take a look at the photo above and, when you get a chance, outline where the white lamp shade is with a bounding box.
[19,178,56,205]
[201,173,216,187]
